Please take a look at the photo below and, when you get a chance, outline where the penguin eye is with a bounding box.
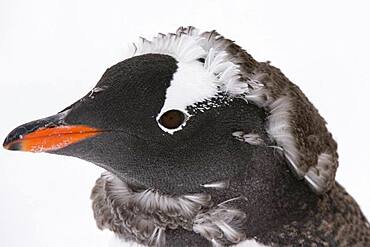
[158,110,186,129]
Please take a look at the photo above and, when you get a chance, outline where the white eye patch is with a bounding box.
[156,61,220,134]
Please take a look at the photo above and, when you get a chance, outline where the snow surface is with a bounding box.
[1,1,369,246]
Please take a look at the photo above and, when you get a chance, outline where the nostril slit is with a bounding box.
[9,126,27,142]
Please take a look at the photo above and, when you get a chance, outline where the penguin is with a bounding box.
[3,26,370,247]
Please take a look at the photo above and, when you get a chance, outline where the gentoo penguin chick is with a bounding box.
[4,26,370,247]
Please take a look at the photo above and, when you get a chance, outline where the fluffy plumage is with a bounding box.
[91,172,247,246]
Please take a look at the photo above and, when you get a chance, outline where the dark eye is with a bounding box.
[158,110,186,129]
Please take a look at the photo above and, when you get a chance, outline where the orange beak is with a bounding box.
[3,113,102,153]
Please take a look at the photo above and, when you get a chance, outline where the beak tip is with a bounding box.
[3,135,20,151]
[3,135,10,149]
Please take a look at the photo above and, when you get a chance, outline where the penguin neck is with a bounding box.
[91,148,320,245]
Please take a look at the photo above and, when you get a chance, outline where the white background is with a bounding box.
[1,1,369,246]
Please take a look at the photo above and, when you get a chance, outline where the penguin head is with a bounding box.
[3,27,338,195]
[3,53,268,194]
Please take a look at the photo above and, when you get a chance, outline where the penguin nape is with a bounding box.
[3,27,370,247]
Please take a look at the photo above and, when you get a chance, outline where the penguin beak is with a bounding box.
[3,111,102,153]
